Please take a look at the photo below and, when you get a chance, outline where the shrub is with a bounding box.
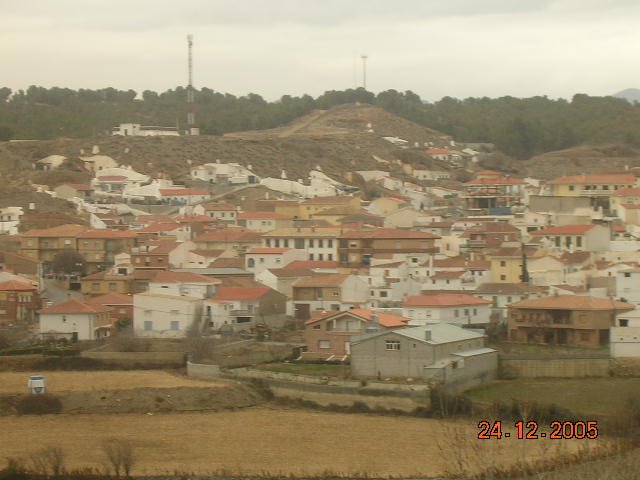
[248,378,274,400]
[430,387,473,418]
[15,394,62,415]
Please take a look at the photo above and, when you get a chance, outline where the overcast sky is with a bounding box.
[2,0,639,101]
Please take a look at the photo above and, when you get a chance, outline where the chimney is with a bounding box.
[425,329,432,341]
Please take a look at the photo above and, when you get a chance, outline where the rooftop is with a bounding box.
[510,295,633,311]
[404,293,491,307]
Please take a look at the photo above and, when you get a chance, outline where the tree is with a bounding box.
[102,438,135,477]
[51,249,86,275]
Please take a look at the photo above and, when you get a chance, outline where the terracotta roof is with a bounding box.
[22,224,87,238]
[194,228,261,243]
[306,308,408,329]
[85,293,133,306]
[134,240,179,255]
[247,248,290,254]
[0,280,37,291]
[404,293,491,307]
[465,177,525,186]
[134,215,176,224]
[212,286,272,301]
[339,228,439,239]
[202,203,236,211]
[237,212,292,220]
[208,257,244,269]
[293,274,349,288]
[176,215,218,223]
[621,203,640,210]
[491,247,523,258]
[464,222,520,235]
[425,148,451,155]
[552,284,588,293]
[190,249,225,258]
[548,173,636,185]
[510,295,633,311]
[370,261,405,268]
[475,283,546,295]
[267,267,315,278]
[151,271,221,284]
[559,251,591,264]
[77,230,137,239]
[431,270,465,280]
[286,260,339,270]
[530,224,597,235]
[136,223,183,234]
[301,196,356,205]
[159,188,210,196]
[262,228,342,238]
[612,187,640,197]
[38,298,112,315]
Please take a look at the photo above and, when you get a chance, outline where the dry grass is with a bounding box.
[0,408,602,477]
[0,370,223,394]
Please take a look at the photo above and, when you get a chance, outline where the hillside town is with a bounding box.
[1,140,639,393]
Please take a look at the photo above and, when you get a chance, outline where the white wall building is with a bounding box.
[0,207,23,235]
[112,123,179,136]
[403,294,492,326]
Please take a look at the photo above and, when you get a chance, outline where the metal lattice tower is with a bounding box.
[187,34,195,130]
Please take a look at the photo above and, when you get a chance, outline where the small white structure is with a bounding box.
[0,206,23,235]
[35,155,66,171]
[190,162,259,185]
[611,310,640,357]
[112,123,179,136]
[28,375,46,395]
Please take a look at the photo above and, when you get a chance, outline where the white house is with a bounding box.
[133,271,220,338]
[35,155,66,171]
[39,298,113,341]
[0,207,23,235]
[190,162,259,185]
[159,188,211,206]
[402,293,492,326]
[611,310,640,357]
[245,248,307,275]
[616,268,640,307]
[112,123,179,136]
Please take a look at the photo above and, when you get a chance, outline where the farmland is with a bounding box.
[0,408,598,477]
[466,378,640,416]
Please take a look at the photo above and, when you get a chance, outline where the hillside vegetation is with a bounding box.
[4,86,640,160]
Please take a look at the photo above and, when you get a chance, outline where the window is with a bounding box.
[620,319,629,327]
[385,340,401,351]
[247,258,255,268]
[569,185,575,191]
[328,239,333,247]
[625,272,631,278]
[318,254,324,260]
[500,261,506,267]
[580,332,590,341]
[576,236,582,248]
[500,275,506,281]
[473,308,477,315]
[309,254,314,260]
[380,291,388,298]
[144,321,153,331]
[275,239,280,247]
[454,309,459,318]
[313,324,321,330]
[318,239,324,248]
[328,254,333,261]
[507,296,512,303]
[283,239,289,247]
[259,257,265,263]
[555,236,561,247]
[318,340,331,349]
[332,291,339,297]
[464,309,469,316]
[64,239,72,246]
[91,282,100,292]
[309,239,314,247]
[266,239,271,247]
[295,239,304,249]
[170,321,180,331]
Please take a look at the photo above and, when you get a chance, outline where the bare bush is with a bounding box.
[102,438,135,477]
[42,446,65,476]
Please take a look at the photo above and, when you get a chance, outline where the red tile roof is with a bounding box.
[286,260,339,270]
[339,228,439,239]
[85,293,133,306]
[97,175,127,182]
[510,295,633,311]
[404,293,491,307]
[213,286,272,301]
[194,228,261,243]
[465,178,525,186]
[425,148,450,155]
[77,230,137,239]
[135,223,183,234]
[63,183,93,191]
[190,249,225,258]
[306,308,408,329]
[301,196,356,205]
[38,298,112,315]
[202,203,236,211]
[151,271,221,284]
[247,248,290,254]
[0,281,37,291]
[548,173,636,185]
[237,212,292,220]
[612,187,640,197]
[22,224,87,238]
[293,274,349,288]
[530,224,597,235]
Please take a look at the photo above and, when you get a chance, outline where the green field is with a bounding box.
[257,362,350,377]
[466,378,640,416]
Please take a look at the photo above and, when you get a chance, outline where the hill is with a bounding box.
[520,144,640,179]
[0,104,457,214]
[613,88,640,104]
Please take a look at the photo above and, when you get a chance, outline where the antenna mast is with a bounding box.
[186,34,198,135]
[360,54,368,90]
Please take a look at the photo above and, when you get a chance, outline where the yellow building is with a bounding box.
[490,247,525,283]
[298,196,361,220]
[20,224,87,263]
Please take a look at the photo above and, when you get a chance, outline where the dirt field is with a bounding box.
[0,370,223,394]
[0,408,599,477]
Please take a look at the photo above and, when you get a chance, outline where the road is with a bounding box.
[40,277,84,305]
